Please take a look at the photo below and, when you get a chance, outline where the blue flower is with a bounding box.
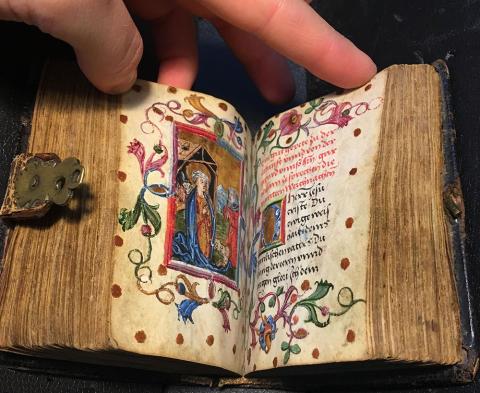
[176,299,199,324]
[177,283,186,295]
[258,315,277,353]
[232,116,243,133]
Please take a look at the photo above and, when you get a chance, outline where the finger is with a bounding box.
[196,0,377,88]
[214,21,294,104]
[151,8,198,89]
[125,0,198,89]
[0,0,142,94]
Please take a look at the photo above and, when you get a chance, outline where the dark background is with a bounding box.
[0,0,479,391]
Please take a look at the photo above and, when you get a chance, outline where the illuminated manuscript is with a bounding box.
[0,63,463,381]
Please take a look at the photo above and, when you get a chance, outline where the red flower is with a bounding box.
[141,224,152,236]
[279,110,302,136]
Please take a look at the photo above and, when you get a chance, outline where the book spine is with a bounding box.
[434,59,479,382]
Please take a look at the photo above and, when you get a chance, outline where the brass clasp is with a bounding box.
[0,153,84,219]
[443,182,463,220]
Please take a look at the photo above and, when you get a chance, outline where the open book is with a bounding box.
[0,61,475,384]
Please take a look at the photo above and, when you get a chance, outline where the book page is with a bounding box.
[245,72,386,373]
[110,82,250,374]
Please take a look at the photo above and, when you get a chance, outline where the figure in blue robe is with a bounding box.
[172,170,230,273]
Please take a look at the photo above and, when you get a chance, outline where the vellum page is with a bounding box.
[245,73,386,373]
[111,81,250,374]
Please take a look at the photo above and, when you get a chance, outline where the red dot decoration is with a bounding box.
[206,335,214,346]
[114,235,124,247]
[111,284,122,298]
[345,217,354,228]
[117,171,127,182]
[347,329,356,343]
[135,330,146,343]
[341,258,350,270]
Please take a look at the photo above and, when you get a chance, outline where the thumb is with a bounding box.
[0,0,143,94]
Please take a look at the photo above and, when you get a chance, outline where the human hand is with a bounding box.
[0,0,376,103]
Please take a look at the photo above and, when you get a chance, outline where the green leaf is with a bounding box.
[118,208,127,228]
[299,302,331,328]
[304,107,313,114]
[212,290,230,309]
[142,201,161,235]
[263,120,274,136]
[281,341,289,351]
[214,119,225,137]
[300,302,317,323]
[268,297,275,308]
[308,98,323,108]
[258,120,275,152]
[283,350,290,365]
[290,344,301,355]
[276,286,284,296]
[118,196,142,231]
[303,280,333,302]
[259,302,265,313]
[153,144,163,154]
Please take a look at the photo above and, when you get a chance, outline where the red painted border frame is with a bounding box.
[162,121,243,291]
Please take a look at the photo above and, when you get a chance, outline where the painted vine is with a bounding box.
[244,95,381,365]
[249,279,364,365]
[116,87,381,352]
[118,92,245,331]
[256,96,383,154]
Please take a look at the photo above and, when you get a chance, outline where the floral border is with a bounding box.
[245,95,382,365]
[118,92,247,331]
[249,279,364,365]
[117,88,382,349]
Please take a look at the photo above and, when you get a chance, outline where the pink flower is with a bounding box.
[141,224,152,236]
[128,139,145,174]
[320,306,329,317]
[144,144,168,177]
[329,102,353,127]
[128,140,169,177]
[317,102,353,128]
[279,110,302,136]
[218,308,231,332]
